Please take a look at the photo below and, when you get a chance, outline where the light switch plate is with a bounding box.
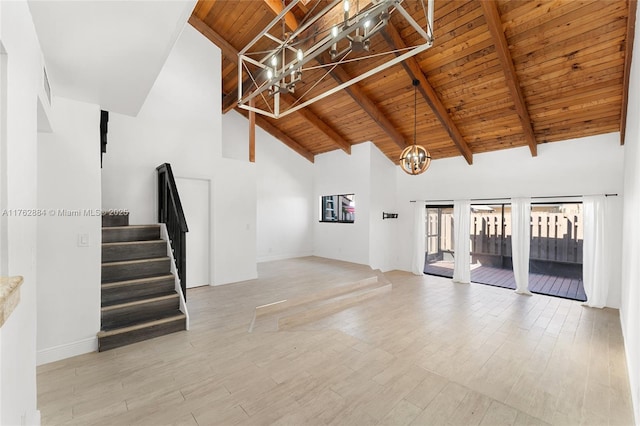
[78,233,89,247]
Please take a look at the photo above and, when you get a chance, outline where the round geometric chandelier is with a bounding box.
[399,79,431,175]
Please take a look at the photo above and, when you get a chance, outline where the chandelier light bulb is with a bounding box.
[297,49,304,61]
[332,26,339,38]
[267,68,273,79]
[364,19,371,28]
[343,0,349,12]
[271,56,277,67]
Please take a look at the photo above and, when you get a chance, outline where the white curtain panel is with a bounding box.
[452,200,471,284]
[411,201,427,275]
[583,195,608,308]
[511,197,532,295]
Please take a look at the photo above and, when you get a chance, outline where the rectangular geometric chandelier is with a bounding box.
[237,0,434,119]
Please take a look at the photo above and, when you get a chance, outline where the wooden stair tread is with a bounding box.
[101,290,176,308]
[102,225,160,230]
[101,293,178,311]
[102,240,165,246]
[98,313,185,337]
[102,257,170,266]
[99,216,186,350]
[101,274,174,289]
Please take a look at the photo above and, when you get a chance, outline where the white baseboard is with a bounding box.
[36,337,97,366]
[26,409,41,426]
[212,270,258,286]
[257,251,313,263]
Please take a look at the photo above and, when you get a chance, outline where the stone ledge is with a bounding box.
[0,276,23,328]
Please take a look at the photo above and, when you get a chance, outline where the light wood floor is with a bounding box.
[37,257,635,425]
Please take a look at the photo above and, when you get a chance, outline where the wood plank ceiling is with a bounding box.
[190,0,635,164]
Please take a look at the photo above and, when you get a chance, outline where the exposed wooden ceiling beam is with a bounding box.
[381,23,473,165]
[263,0,299,31]
[320,56,407,150]
[249,98,256,163]
[222,80,249,114]
[192,13,352,155]
[481,0,538,157]
[196,5,406,154]
[189,15,237,61]
[280,93,351,154]
[193,0,217,20]
[235,108,315,163]
[225,90,352,154]
[259,0,407,151]
[189,16,245,113]
[620,0,637,145]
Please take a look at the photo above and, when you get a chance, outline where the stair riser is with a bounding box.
[102,259,170,283]
[102,227,160,243]
[102,278,175,306]
[98,318,186,352]
[102,297,179,330]
[102,242,166,263]
[102,214,129,227]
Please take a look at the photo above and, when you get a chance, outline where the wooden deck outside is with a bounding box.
[424,261,586,302]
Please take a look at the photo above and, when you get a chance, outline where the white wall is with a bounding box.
[255,132,314,262]
[36,97,101,365]
[620,2,640,422]
[605,194,623,309]
[102,24,221,225]
[221,109,249,162]
[221,111,315,263]
[102,24,258,286]
[212,158,257,284]
[394,134,625,279]
[368,144,398,272]
[0,1,42,424]
[314,143,372,265]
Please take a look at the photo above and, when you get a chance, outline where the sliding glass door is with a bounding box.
[422,201,586,301]
[529,203,585,301]
[469,204,516,288]
[465,202,586,301]
[424,206,454,278]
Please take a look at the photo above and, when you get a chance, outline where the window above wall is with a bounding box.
[320,194,355,223]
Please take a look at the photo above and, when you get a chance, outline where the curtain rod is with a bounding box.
[409,193,618,203]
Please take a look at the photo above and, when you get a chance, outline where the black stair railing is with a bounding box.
[156,163,188,300]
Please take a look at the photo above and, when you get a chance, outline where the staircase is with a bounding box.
[98,213,186,351]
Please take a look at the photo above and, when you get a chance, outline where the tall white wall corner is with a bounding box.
[36,97,102,366]
[212,158,258,285]
[37,52,52,133]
